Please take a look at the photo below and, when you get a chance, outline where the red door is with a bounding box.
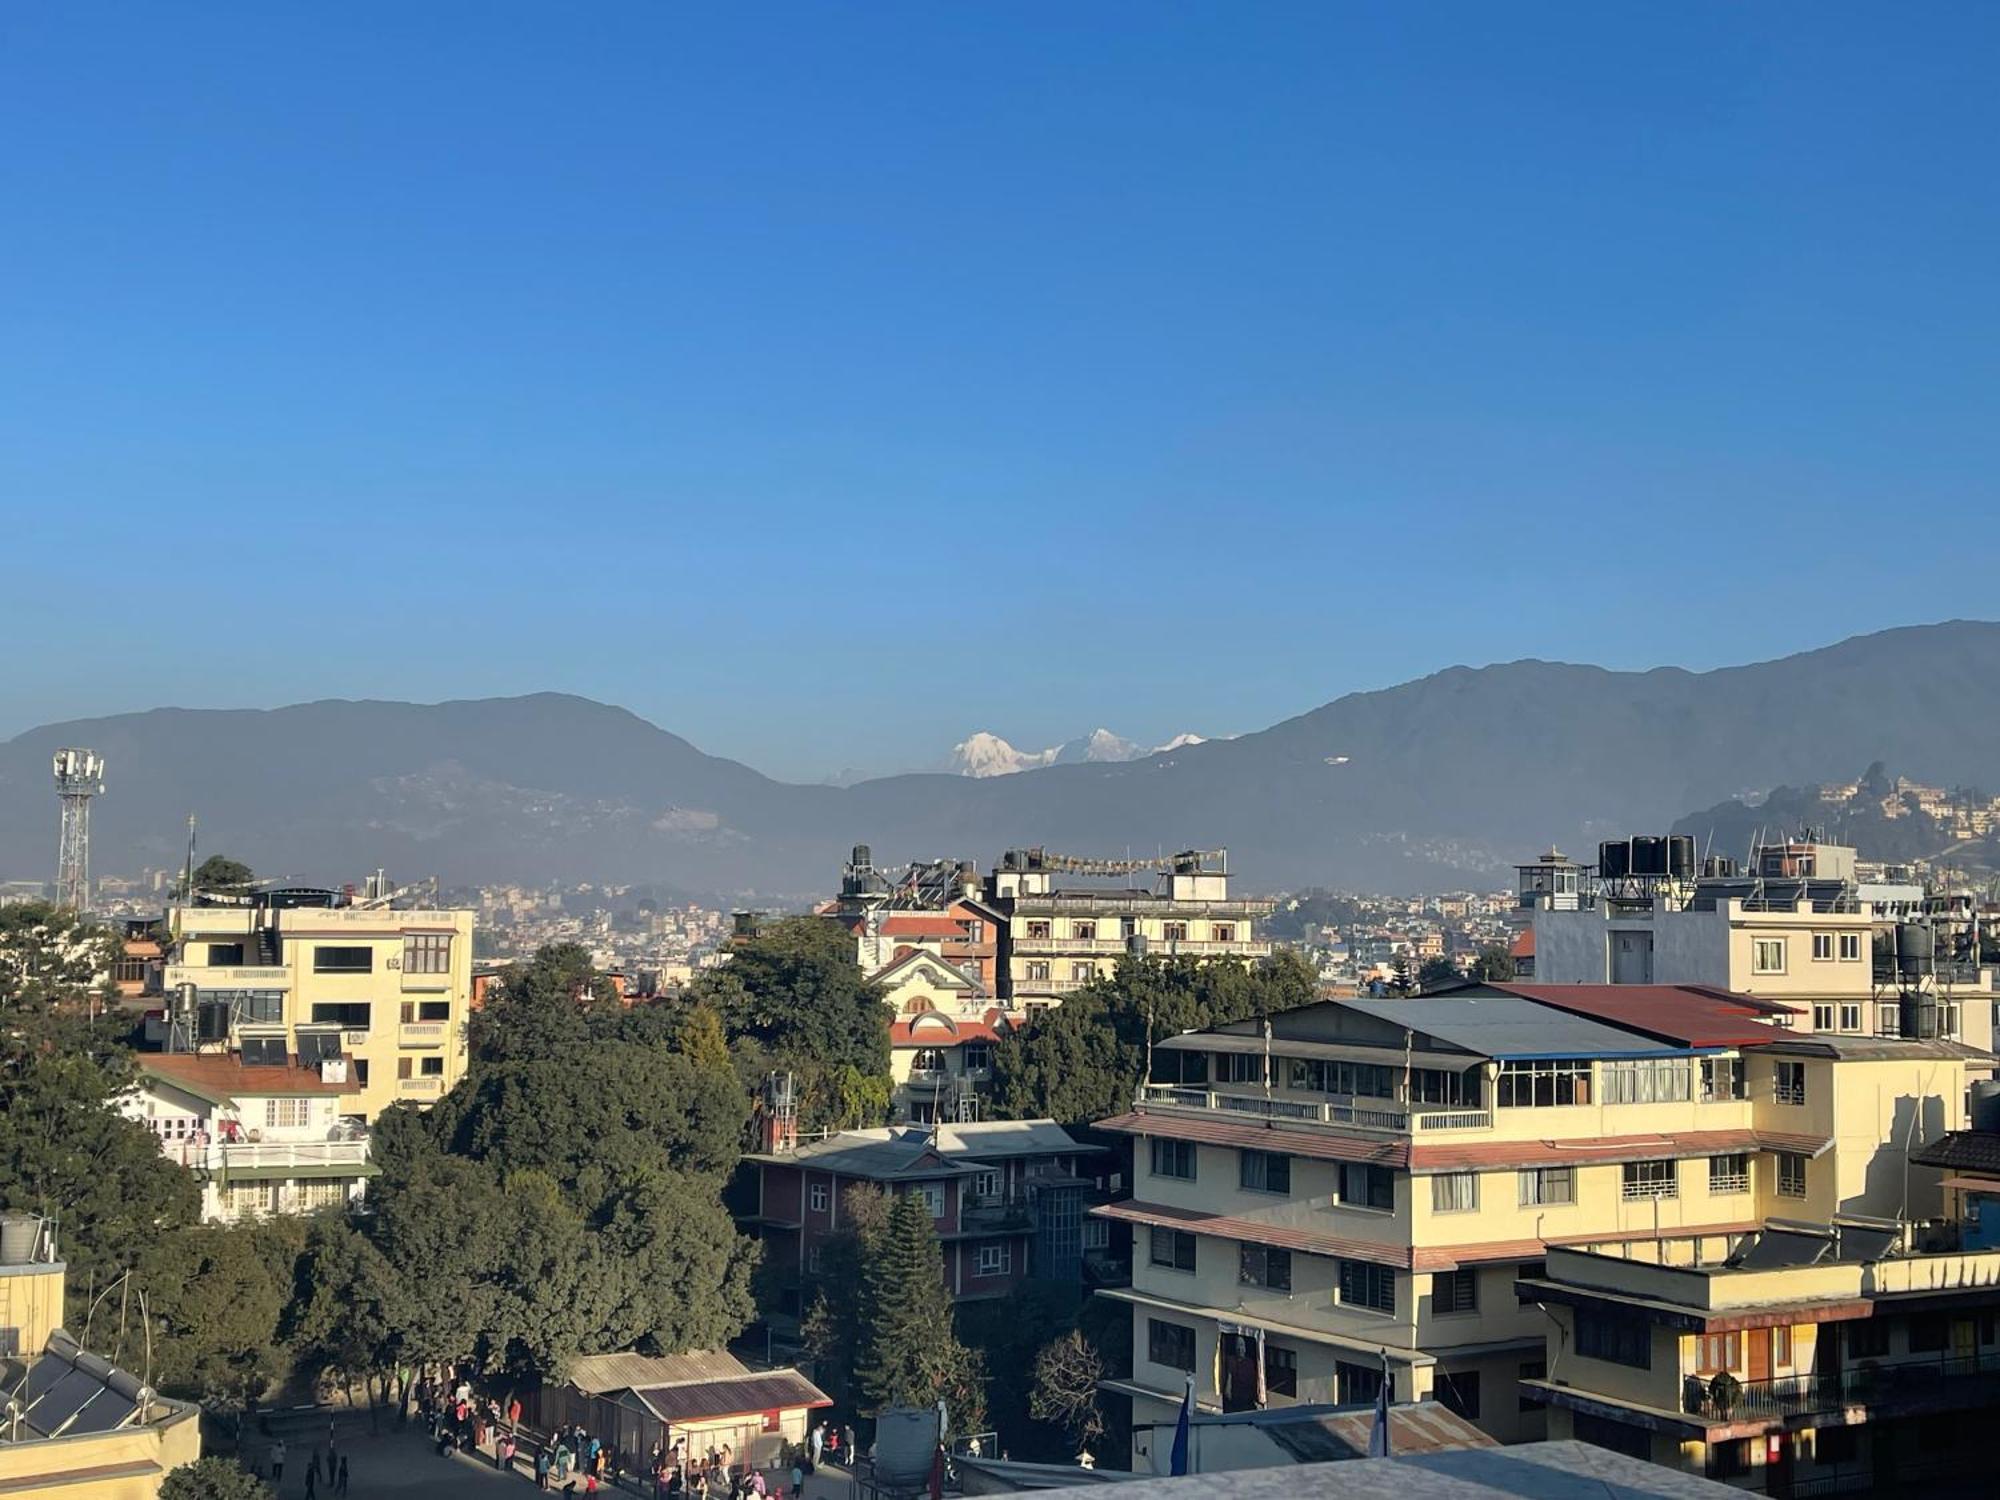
[1747,1328,1772,1383]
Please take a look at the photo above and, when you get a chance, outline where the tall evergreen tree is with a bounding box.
[856,1191,985,1428]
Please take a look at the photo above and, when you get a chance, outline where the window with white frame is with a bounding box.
[1082,1217,1108,1251]
[1071,921,1096,941]
[1601,1059,1692,1105]
[1812,933,1834,961]
[1024,961,1051,982]
[970,1169,1001,1199]
[1701,1058,1745,1101]
[916,1184,946,1218]
[809,1182,829,1213]
[1813,1004,1836,1030]
[1212,924,1235,943]
[264,1098,310,1129]
[1621,1160,1678,1200]
[1774,1061,1807,1105]
[1070,961,1095,983]
[1839,933,1863,961]
[403,933,453,974]
[976,1243,1012,1277]
[1708,1154,1749,1194]
[1839,1003,1861,1032]
[298,1179,348,1210]
[1753,938,1787,975]
[1431,1172,1479,1213]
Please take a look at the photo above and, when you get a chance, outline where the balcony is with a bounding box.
[398,1076,445,1098]
[961,1194,1034,1232]
[1014,937,1273,958]
[1136,1083,1493,1134]
[398,1021,449,1047]
[168,1138,371,1173]
[164,964,290,990]
[1681,1352,2000,1424]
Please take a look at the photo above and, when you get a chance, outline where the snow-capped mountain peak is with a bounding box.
[947,728,1210,777]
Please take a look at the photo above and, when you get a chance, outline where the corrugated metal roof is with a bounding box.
[1095,1112,1410,1168]
[1480,984,1786,1048]
[632,1372,830,1423]
[1750,1035,1994,1062]
[1336,996,1683,1060]
[1912,1131,2000,1175]
[563,1349,750,1396]
[1155,1033,1474,1071]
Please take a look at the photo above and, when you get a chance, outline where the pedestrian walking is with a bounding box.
[327,1434,339,1484]
[810,1422,824,1469]
[790,1462,804,1500]
[537,1446,554,1490]
[270,1439,287,1485]
[304,1460,319,1499]
[336,1456,350,1496]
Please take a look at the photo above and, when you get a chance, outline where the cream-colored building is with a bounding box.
[119,1052,376,1222]
[0,1215,202,1500]
[1523,1217,2000,1493]
[1089,985,1984,1463]
[990,848,1274,1009]
[164,893,475,1121]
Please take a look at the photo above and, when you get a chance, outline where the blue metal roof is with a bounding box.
[1337,996,1688,1061]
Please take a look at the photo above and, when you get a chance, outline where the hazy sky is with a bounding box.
[4,5,1996,781]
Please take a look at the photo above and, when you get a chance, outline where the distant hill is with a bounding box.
[1674,768,2000,874]
[5,622,2000,897]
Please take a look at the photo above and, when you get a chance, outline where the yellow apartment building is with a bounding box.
[165,891,475,1121]
[1088,984,1983,1464]
[0,1215,201,1500]
[988,848,1274,1010]
[1522,1219,2000,1494]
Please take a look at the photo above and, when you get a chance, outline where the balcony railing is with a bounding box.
[1682,1352,2000,1423]
[398,1076,445,1097]
[1138,1083,1493,1134]
[398,1021,449,1046]
[960,1194,1033,1231]
[167,1138,371,1173]
[1015,937,1272,957]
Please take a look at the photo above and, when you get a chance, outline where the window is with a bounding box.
[1576,1311,1651,1368]
[1518,1167,1576,1206]
[403,933,452,974]
[1407,1068,1480,1107]
[1082,1218,1109,1251]
[1845,1320,1889,1359]
[1695,1331,1741,1373]
[1212,924,1235,944]
[1495,1059,1592,1107]
[1070,961,1095,983]
[1335,1360,1383,1404]
[1240,1150,1291,1195]
[1216,1054,1263,1085]
[1024,961,1051,982]
[1151,1139,1196,1180]
[1435,1369,1480,1421]
[396,1056,413,1080]
[1336,1259,1395,1313]
[1839,933,1862,961]
[1777,1152,1807,1198]
[809,1182,829,1213]
[1288,1059,1396,1098]
[916,1184,945,1218]
[401,1000,450,1022]
[806,1244,823,1274]
[313,945,373,974]
[1238,1245,1291,1291]
[1433,1268,1478,1315]
[113,956,149,983]
[264,1098,309,1129]
[1161,922,1190,942]
[1338,1163,1395,1211]
[962,1041,992,1072]
[1519,1360,1546,1412]
[1708,1155,1749,1194]
[1431,1173,1479,1213]
[298,1179,348,1210]
[1839,1003,1861,1032]
[1773,1326,1793,1365]
[1071,921,1096,941]
[1753,938,1787,974]
[1774,1061,1807,1105]
[1025,921,1051,940]
[1812,933,1834,961]
[208,942,245,966]
[1601,1059,1692,1105]
[1150,1227,1197,1273]
[1621,1160,1678,1200]
[970,1169,1001,1199]
[975,1243,1011,1277]
[910,1047,948,1073]
[311,1002,371,1029]
[1265,1344,1297,1397]
[352,1059,368,1087]
[419,1055,444,1077]
[1148,1319,1195,1372]
[1813,1003,1835,1030]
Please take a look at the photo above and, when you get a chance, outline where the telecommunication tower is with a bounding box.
[52,748,105,910]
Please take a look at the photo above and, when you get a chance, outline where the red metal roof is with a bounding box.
[1408,1127,1830,1172]
[1094,1112,1409,1168]
[1481,983,1789,1047]
[1510,930,1534,959]
[890,1015,1007,1046]
[880,915,975,939]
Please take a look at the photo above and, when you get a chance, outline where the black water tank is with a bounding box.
[1896,922,1932,980]
[1599,840,1631,879]
[1631,836,1668,877]
[1667,835,1696,879]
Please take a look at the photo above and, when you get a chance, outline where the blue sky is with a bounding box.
[3,4,1996,780]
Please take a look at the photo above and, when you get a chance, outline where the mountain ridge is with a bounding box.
[5,621,1999,897]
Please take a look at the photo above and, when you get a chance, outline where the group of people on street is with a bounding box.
[260,1431,349,1495]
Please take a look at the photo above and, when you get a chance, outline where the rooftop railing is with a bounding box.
[1682,1351,2000,1424]
[1137,1083,1493,1134]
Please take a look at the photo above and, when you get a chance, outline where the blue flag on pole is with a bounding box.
[1168,1374,1194,1475]
[1367,1354,1391,1458]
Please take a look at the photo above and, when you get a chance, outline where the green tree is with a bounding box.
[1471,943,1517,982]
[699,918,888,1131]
[856,1191,985,1427]
[161,1456,272,1500]
[470,943,616,1064]
[1387,953,1414,996]
[1416,956,1460,992]
[0,901,120,1019]
[798,1184,893,1416]
[118,1219,307,1406]
[285,1217,403,1417]
[189,856,256,895]
[989,951,1318,1125]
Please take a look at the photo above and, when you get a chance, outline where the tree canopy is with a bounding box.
[1417,955,1460,992]
[161,1457,272,1500]
[989,950,1319,1125]
[855,1190,985,1428]
[189,856,256,895]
